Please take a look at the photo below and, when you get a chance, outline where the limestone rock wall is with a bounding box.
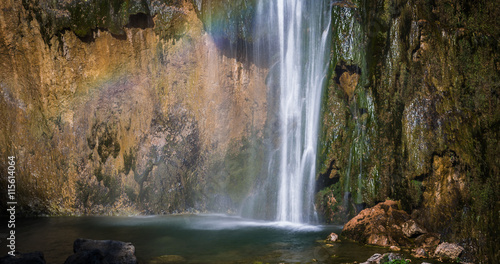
[317,0,499,262]
[0,0,267,215]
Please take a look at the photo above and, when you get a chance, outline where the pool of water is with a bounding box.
[0,214,428,263]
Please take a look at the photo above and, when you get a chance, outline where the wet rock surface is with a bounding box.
[318,0,500,262]
[0,0,268,216]
[64,238,137,264]
[326,232,339,243]
[342,200,413,247]
[402,219,427,238]
[434,242,464,261]
[414,233,441,252]
[0,252,46,264]
[340,200,470,262]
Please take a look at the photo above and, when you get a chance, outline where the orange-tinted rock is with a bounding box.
[339,71,359,99]
[341,200,412,247]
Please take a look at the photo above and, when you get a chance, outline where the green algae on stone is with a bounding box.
[199,0,257,44]
[318,0,499,261]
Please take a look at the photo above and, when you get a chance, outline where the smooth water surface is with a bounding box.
[0,214,399,263]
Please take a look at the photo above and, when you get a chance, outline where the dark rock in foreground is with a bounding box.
[64,238,137,264]
[0,252,45,264]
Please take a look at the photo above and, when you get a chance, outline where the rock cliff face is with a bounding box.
[1,0,498,262]
[0,0,267,215]
[317,0,499,262]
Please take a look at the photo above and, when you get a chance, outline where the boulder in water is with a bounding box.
[341,200,412,247]
[64,238,137,264]
[0,252,45,264]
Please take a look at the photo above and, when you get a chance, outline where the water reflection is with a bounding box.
[1,214,392,263]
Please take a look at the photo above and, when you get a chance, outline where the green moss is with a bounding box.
[123,149,136,174]
[320,1,499,261]
[125,186,137,202]
[407,179,423,209]
[316,182,344,223]
[200,0,257,44]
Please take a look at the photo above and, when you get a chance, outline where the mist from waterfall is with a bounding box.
[250,0,332,223]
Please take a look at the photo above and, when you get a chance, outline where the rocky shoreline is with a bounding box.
[1,200,469,264]
[321,200,470,264]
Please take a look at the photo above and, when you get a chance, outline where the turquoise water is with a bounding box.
[1,214,420,263]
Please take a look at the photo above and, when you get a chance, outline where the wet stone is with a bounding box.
[64,238,137,264]
[0,252,46,264]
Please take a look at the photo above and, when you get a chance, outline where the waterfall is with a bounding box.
[253,0,332,223]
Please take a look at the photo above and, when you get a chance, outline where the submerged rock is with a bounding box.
[64,238,137,264]
[0,252,46,264]
[341,200,412,247]
[148,255,187,264]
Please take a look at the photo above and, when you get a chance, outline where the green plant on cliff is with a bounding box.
[199,0,257,44]
[318,0,499,262]
[316,182,344,223]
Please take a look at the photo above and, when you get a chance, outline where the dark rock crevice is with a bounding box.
[126,13,154,29]
[315,158,340,193]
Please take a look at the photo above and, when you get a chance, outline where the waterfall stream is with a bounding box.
[254,0,332,223]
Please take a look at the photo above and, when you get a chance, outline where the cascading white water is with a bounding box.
[255,0,332,223]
